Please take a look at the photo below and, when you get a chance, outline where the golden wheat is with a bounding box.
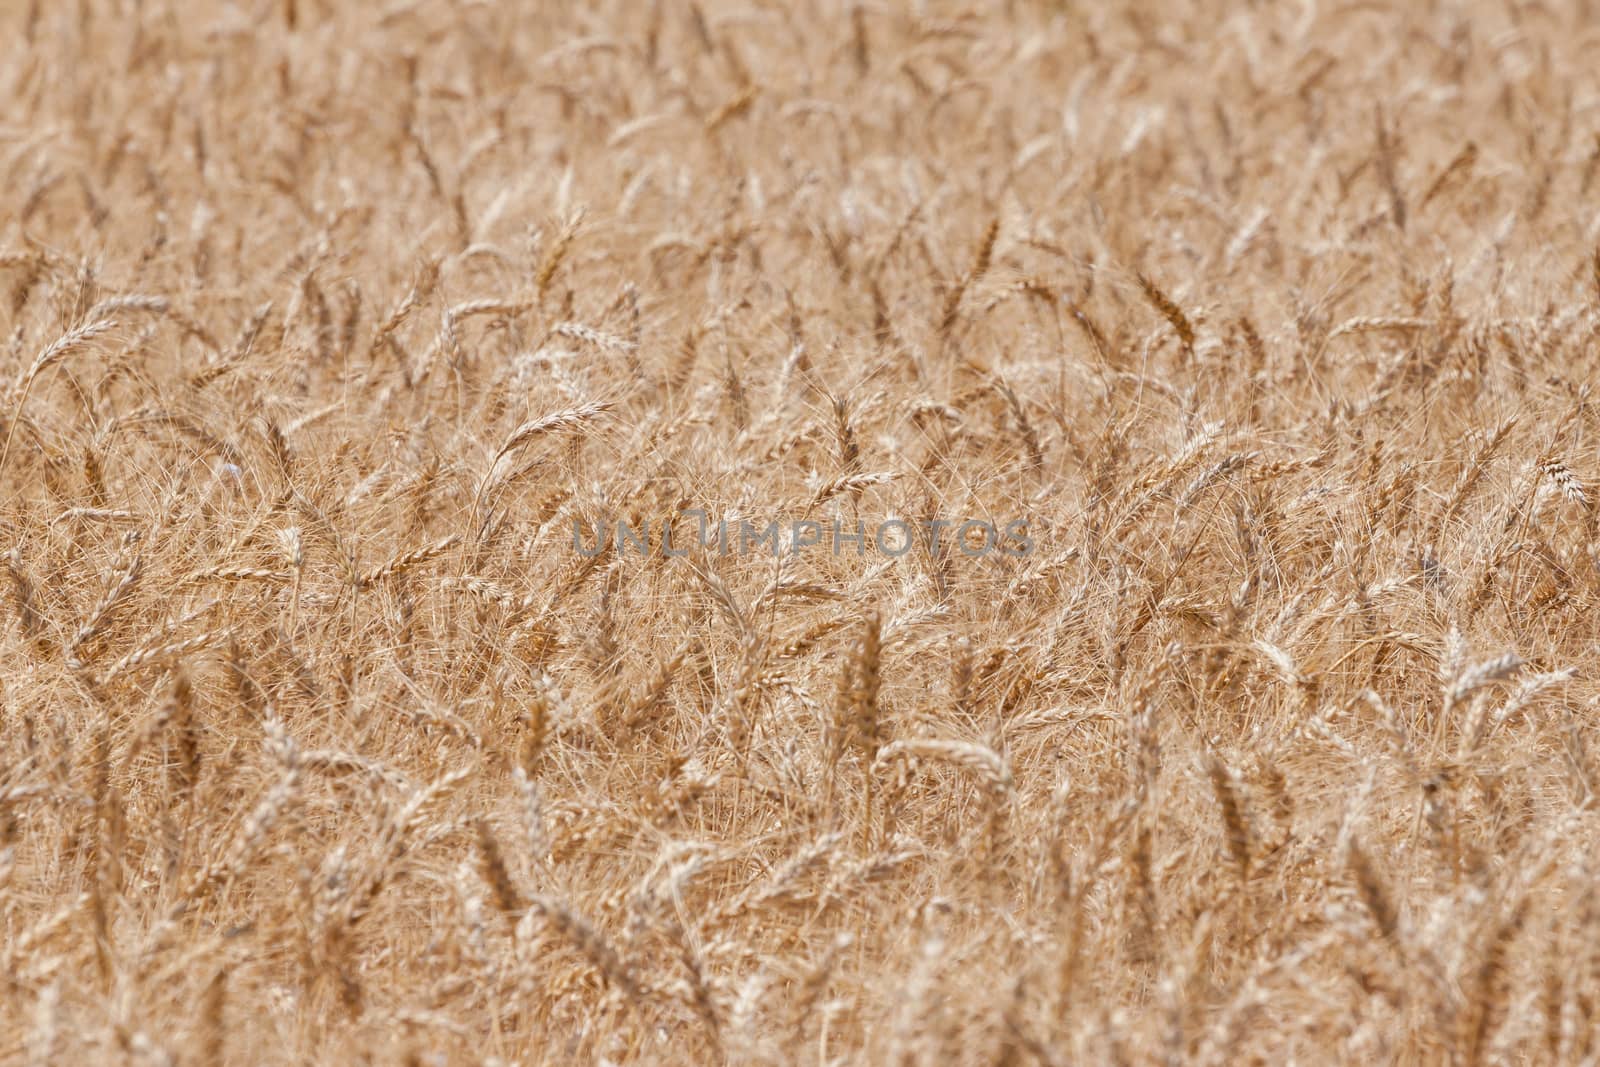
[4,1,1600,1063]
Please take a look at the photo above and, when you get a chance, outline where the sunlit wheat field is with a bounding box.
[3,1,1600,1063]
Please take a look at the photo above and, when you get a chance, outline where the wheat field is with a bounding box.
[3,1,1600,1063]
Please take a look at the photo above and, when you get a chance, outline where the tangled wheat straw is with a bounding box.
[4,0,1600,1063]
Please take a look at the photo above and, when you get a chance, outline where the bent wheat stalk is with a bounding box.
[467,400,614,536]
[0,319,118,483]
